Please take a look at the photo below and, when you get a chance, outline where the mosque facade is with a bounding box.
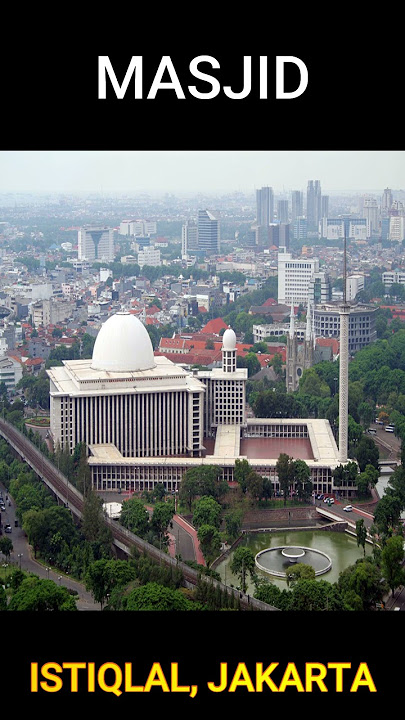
[47,311,354,497]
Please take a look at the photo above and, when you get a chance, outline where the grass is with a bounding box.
[24,416,50,427]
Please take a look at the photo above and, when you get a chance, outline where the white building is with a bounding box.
[277,248,319,305]
[346,274,366,301]
[137,247,161,269]
[78,226,114,262]
[382,270,405,289]
[47,313,349,497]
[319,218,368,241]
[0,355,23,389]
[119,220,157,237]
[389,216,405,242]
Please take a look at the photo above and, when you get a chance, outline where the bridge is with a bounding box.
[0,417,277,611]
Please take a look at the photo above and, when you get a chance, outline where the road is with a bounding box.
[0,482,99,610]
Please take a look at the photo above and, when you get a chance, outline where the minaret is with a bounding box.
[338,226,350,463]
[222,327,237,373]
[286,303,296,391]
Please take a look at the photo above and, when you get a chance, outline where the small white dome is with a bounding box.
[222,327,236,350]
[91,312,156,372]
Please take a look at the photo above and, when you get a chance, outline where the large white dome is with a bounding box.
[91,312,156,372]
[222,327,236,350]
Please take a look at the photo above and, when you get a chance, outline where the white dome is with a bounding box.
[91,312,156,372]
[222,327,236,350]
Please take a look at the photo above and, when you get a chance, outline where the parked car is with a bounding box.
[385,426,395,433]
[4,524,12,533]
[343,505,353,512]
[367,428,377,434]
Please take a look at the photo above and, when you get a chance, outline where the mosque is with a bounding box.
[47,311,351,497]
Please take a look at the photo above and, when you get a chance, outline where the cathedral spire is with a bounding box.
[289,302,295,339]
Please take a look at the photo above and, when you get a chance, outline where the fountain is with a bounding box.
[255,545,332,578]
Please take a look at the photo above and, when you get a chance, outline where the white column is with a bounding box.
[338,303,350,463]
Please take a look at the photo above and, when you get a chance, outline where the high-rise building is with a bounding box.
[277,248,319,305]
[277,199,289,224]
[78,226,114,262]
[291,191,304,222]
[256,186,274,225]
[197,210,220,256]
[308,271,332,305]
[362,197,379,236]
[382,188,393,216]
[181,220,198,257]
[321,195,329,219]
[137,246,161,269]
[306,180,322,230]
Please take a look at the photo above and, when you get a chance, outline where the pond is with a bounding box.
[216,529,373,593]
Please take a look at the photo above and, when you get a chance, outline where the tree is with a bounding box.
[292,459,312,501]
[224,509,243,541]
[381,535,405,597]
[355,518,367,556]
[355,435,379,472]
[85,558,136,609]
[8,576,78,611]
[0,536,13,559]
[120,498,150,537]
[285,563,315,587]
[276,453,294,506]
[230,546,256,593]
[193,496,222,529]
[123,582,198,611]
[197,524,221,568]
[338,558,386,610]
[272,353,283,376]
[150,501,175,545]
[81,489,112,555]
[373,494,403,537]
[234,458,252,495]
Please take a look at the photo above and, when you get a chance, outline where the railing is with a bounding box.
[0,418,279,611]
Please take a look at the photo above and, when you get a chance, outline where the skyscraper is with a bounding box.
[181,220,198,257]
[256,186,274,225]
[291,190,304,222]
[78,226,114,262]
[277,199,289,224]
[197,210,220,256]
[306,180,322,230]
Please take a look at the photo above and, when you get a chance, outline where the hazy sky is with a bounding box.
[0,150,404,196]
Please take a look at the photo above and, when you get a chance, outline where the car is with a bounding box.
[343,505,353,512]
[367,428,377,434]
[4,524,11,533]
[385,426,395,433]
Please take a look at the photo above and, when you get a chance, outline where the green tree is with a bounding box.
[338,558,386,610]
[85,558,136,609]
[276,453,294,507]
[381,535,405,597]
[355,518,367,556]
[0,536,13,558]
[292,459,312,501]
[8,576,78,611]
[224,509,243,541]
[230,546,256,593]
[123,582,199,611]
[120,498,150,537]
[285,563,315,587]
[193,496,222,529]
[197,524,221,568]
[234,458,252,494]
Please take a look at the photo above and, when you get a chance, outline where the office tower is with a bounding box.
[181,220,198,257]
[306,180,322,230]
[291,191,304,222]
[382,188,393,216]
[362,197,379,236]
[78,226,114,262]
[279,223,290,250]
[197,210,220,255]
[277,248,319,305]
[293,217,307,240]
[256,186,274,226]
[277,199,289,224]
[321,195,329,219]
[308,271,332,304]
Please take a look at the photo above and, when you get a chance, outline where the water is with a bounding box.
[217,529,373,593]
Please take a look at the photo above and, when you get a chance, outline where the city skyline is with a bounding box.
[0,150,404,196]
